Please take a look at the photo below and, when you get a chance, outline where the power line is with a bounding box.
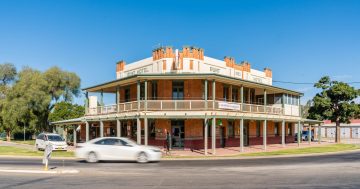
[273,80,360,85]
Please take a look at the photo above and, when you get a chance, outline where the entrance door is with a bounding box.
[171,120,184,149]
[243,124,249,146]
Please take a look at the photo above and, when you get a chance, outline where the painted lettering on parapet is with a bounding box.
[235,71,242,78]
[126,67,149,77]
[210,67,220,73]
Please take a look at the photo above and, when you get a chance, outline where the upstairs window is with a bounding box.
[124,87,131,102]
[152,81,158,100]
[232,88,238,102]
[140,83,145,100]
[172,81,184,100]
[223,86,229,101]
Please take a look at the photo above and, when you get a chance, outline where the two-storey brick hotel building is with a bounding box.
[54,46,315,154]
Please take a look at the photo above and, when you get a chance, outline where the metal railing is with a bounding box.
[87,100,284,116]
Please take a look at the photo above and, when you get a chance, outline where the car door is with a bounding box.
[93,139,116,160]
[113,139,139,161]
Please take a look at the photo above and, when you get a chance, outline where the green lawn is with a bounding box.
[1,144,359,159]
[237,144,360,157]
[12,140,36,146]
[162,144,360,159]
[0,146,74,157]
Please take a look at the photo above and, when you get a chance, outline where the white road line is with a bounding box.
[0,169,79,174]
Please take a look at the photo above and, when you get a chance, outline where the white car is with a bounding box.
[75,137,162,163]
[35,133,68,151]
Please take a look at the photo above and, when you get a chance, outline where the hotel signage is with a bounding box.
[125,67,150,77]
[218,102,241,110]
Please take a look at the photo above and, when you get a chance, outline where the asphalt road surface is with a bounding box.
[0,151,360,189]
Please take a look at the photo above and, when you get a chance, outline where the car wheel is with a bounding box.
[87,152,98,163]
[137,152,148,163]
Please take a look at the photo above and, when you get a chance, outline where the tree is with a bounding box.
[39,67,81,131]
[308,76,360,143]
[301,100,312,118]
[0,63,17,141]
[49,101,84,122]
[1,68,48,140]
[0,63,17,85]
[0,66,81,140]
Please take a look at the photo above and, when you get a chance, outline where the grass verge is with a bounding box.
[12,140,36,146]
[162,144,360,159]
[0,146,74,157]
[237,144,360,157]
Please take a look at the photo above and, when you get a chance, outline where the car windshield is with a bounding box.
[47,135,63,141]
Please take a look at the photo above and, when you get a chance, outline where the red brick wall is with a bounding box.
[157,80,172,100]
[184,80,203,100]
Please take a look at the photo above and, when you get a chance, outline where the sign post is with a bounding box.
[43,143,53,171]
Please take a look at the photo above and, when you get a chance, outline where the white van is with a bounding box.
[35,133,68,151]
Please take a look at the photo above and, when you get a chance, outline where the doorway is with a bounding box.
[171,120,184,149]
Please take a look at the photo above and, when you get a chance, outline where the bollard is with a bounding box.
[43,143,53,171]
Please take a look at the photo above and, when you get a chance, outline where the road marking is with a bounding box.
[0,169,79,174]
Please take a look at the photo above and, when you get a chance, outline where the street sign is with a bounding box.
[43,143,53,171]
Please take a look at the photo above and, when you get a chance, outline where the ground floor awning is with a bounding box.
[50,115,325,156]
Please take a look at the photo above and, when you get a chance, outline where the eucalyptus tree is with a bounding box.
[0,63,17,141]
[308,76,360,143]
[41,67,81,131]
[0,66,81,138]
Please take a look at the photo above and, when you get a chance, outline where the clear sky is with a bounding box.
[1,0,359,105]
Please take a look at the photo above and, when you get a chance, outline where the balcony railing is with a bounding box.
[87,100,284,116]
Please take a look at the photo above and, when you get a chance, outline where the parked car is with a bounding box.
[35,133,68,151]
[75,137,162,163]
[294,131,314,141]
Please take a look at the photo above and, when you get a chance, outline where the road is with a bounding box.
[0,151,360,189]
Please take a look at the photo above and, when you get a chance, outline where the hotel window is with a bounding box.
[243,88,249,103]
[152,81,158,100]
[172,81,184,100]
[274,94,282,104]
[124,87,131,102]
[228,121,234,137]
[288,123,293,136]
[274,122,280,136]
[140,83,145,100]
[294,96,299,105]
[223,86,229,101]
[256,121,261,137]
[232,88,238,102]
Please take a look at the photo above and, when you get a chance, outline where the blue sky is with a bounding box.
[1,0,359,105]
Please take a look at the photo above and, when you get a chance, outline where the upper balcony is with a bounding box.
[83,74,302,118]
[87,99,285,115]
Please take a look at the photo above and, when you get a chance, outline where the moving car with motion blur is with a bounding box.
[35,133,68,151]
[75,137,162,163]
